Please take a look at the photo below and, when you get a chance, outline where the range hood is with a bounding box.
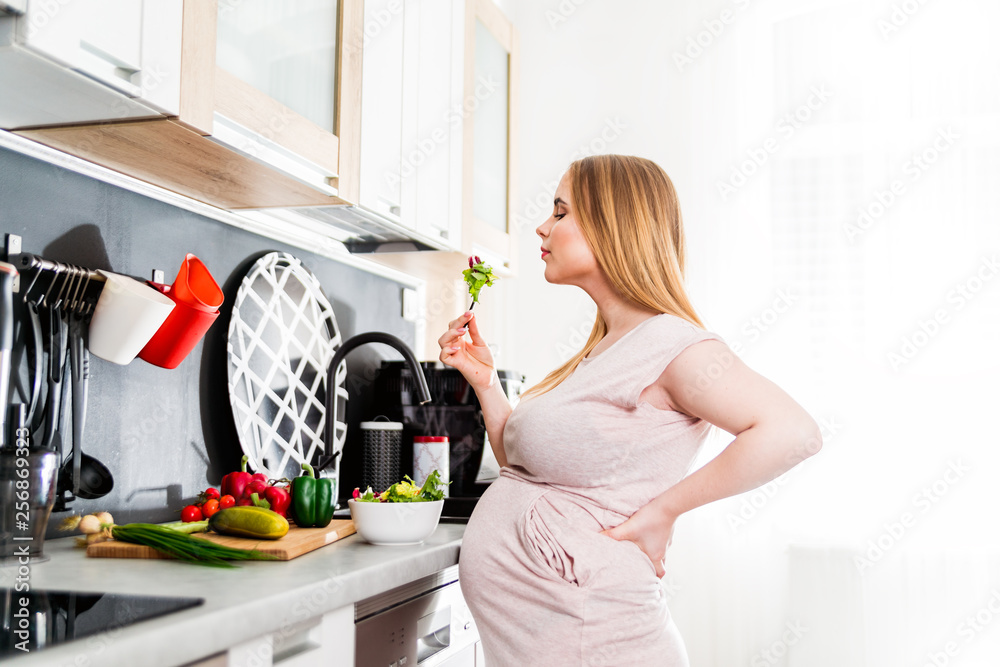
[236,204,453,254]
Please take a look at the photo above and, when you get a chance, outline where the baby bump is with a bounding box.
[458,473,553,613]
[461,473,658,592]
[523,492,660,591]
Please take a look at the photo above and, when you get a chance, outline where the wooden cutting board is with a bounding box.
[86,520,356,561]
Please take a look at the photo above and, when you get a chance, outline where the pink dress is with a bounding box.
[459,313,725,666]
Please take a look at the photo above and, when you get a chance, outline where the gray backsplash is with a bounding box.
[0,146,416,537]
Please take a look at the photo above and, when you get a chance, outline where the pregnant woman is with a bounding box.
[439,154,822,666]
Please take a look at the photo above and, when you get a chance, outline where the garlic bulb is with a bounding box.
[78,514,102,535]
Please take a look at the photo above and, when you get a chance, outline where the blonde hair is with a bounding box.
[524,154,707,399]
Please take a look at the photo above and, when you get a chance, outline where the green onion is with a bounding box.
[111,523,277,568]
[158,520,210,534]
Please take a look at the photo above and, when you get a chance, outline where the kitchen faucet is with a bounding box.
[318,332,431,473]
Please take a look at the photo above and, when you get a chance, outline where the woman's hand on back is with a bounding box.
[438,311,496,391]
[600,503,676,579]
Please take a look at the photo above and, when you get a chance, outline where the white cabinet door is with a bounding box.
[21,0,143,95]
[137,0,181,115]
[14,0,181,115]
[228,634,274,666]
[229,605,354,667]
[358,0,463,248]
[411,0,463,249]
[359,0,406,221]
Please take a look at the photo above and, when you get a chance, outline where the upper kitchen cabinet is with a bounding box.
[0,0,182,126]
[463,0,518,273]
[358,0,518,268]
[206,0,349,201]
[352,0,464,252]
[9,0,365,209]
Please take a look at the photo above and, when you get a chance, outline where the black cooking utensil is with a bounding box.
[57,447,114,500]
[69,315,89,495]
[40,300,67,453]
[24,300,44,430]
[54,308,113,501]
[0,261,17,448]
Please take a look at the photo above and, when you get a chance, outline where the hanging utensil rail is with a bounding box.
[9,252,105,314]
[5,247,163,315]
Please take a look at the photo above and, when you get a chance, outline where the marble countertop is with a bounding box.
[0,523,466,666]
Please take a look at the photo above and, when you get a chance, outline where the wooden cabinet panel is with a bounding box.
[214,67,340,177]
[176,0,217,135]
[335,0,365,203]
[180,652,227,667]
[16,120,350,209]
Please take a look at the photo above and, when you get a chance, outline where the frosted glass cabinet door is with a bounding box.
[216,0,339,133]
[358,0,405,218]
[473,18,509,233]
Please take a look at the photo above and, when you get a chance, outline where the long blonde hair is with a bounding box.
[523,154,707,399]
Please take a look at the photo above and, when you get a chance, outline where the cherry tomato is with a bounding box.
[219,494,236,509]
[181,505,203,522]
[202,487,220,501]
[201,499,220,518]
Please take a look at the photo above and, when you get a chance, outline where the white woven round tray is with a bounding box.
[225,252,346,480]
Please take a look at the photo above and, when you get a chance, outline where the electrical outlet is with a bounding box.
[401,287,418,322]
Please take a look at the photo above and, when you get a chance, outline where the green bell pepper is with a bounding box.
[291,463,335,528]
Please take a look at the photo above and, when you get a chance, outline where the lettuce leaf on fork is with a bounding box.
[462,256,498,305]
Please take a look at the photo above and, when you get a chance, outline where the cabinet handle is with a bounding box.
[210,113,340,197]
[373,195,401,218]
[273,640,324,666]
[76,40,142,97]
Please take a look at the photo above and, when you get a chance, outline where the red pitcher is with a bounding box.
[138,254,224,369]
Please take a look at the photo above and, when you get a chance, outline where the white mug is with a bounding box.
[88,270,176,365]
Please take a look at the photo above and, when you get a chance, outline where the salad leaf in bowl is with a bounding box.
[348,471,448,545]
[352,470,447,503]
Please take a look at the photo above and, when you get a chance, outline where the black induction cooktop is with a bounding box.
[0,588,203,658]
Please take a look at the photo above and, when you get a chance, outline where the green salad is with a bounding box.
[352,470,448,503]
[463,256,498,305]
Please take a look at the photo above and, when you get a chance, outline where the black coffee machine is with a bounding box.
[372,361,523,517]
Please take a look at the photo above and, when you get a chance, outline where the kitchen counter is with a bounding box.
[0,523,466,666]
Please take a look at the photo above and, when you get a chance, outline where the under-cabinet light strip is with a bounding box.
[0,129,421,289]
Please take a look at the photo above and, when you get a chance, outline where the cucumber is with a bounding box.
[209,506,289,540]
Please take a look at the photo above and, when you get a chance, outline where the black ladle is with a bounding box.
[58,302,113,500]
[58,453,113,500]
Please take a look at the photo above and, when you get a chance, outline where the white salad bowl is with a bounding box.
[348,499,445,546]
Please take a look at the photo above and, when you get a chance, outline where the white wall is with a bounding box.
[496,0,715,385]
[499,0,1000,665]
